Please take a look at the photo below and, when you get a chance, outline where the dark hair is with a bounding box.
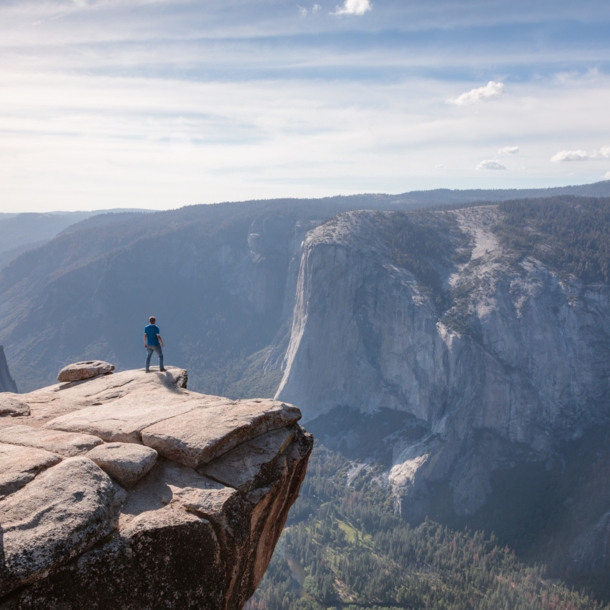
[149,316,156,324]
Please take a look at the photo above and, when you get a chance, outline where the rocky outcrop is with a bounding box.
[276,208,610,518]
[0,366,312,609]
[0,347,17,394]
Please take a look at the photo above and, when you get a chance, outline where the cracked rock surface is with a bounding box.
[0,366,313,609]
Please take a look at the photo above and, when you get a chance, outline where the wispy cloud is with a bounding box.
[499,146,519,155]
[448,81,504,106]
[299,3,322,17]
[477,160,507,170]
[332,0,372,16]
[1,1,610,212]
[551,146,610,162]
[551,150,590,162]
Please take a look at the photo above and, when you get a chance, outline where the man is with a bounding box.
[144,316,165,372]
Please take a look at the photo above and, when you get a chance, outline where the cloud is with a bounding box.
[551,150,590,162]
[332,0,372,16]
[448,81,504,106]
[477,160,507,170]
[551,146,610,162]
[604,171,610,180]
[300,4,323,17]
[499,146,519,155]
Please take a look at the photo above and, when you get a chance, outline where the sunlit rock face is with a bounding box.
[0,366,312,609]
[276,207,610,518]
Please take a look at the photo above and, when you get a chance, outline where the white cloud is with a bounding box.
[448,81,504,106]
[300,4,323,17]
[499,146,519,155]
[552,146,610,162]
[604,171,610,180]
[332,0,372,16]
[477,160,507,170]
[551,150,590,162]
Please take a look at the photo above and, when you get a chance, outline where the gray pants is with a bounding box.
[145,345,164,371]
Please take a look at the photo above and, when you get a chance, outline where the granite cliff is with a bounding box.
[0,347,17,394]
[0,365,312,609]
[276,205,610,523]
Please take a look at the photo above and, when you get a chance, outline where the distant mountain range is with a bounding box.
[0,209,151,271]
[2,180,610,393]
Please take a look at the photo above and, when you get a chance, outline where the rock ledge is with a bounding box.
[0,366,313,609]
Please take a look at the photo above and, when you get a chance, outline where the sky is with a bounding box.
[1,0,610,212]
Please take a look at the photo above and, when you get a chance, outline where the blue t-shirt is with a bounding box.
[145,324,160,346]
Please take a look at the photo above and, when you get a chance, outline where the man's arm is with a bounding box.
[157,334,165,348]
[144,333,148,348]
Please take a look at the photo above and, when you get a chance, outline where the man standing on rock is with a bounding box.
[144,316,165,373]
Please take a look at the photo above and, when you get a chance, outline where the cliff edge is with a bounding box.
[0,346,17,394]
[0,365,313,609]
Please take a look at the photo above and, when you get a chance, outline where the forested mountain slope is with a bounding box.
[246,447,609,610]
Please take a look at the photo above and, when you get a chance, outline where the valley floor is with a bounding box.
[245,445,608,610]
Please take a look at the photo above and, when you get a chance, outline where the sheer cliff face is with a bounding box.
[0,346,18,393]
[276,208,610,517]
[0,368,312,609]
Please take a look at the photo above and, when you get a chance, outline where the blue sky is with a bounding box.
[1,0,610,211]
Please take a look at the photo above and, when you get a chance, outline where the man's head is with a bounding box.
[149,316,156,324]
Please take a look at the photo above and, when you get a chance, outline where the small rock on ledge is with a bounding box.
[56,360,115,383]
[0,365,313,609]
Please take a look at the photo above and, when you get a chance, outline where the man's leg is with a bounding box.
[145,348,154,372]
[157,345,165,371]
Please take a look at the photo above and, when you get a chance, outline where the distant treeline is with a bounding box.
[495,196,610,284]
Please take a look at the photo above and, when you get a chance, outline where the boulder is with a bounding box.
[0,442,62,500]
[86,442,158,488]
[0,394,29,418]
[57,360,115,383]
[0,457,125,597]
[0,425,102,456]
[0,367,313,609]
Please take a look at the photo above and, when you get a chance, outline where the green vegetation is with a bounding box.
[495,196,610,283]
[384,212,456,313]
[246,447,607,610]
